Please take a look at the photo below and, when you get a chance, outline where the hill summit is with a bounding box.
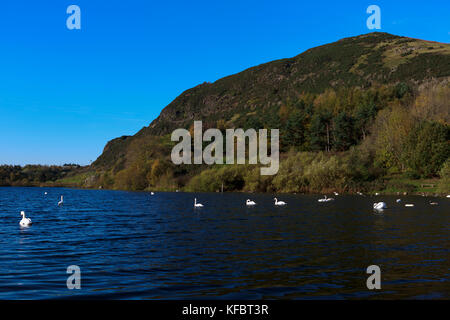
[144,32,449,135]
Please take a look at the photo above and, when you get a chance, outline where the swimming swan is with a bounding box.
[274,198,286,206]
[58,195,64,206]
[20,211,32,227]
[373,202,387,210]
[318,195,334,202]
[194,198,204,207]
[246,199,256,206]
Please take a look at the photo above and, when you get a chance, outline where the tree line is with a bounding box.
[0,165,81,186]
[93,82,449,194]
[3,82,448,194]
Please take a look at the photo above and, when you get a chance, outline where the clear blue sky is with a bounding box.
[0,0,448,165]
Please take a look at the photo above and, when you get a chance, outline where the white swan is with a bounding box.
[274,198,286,206]
[44,192,48,195]
[318,195,334,202]
[333,192,339,196]
[58,195,64,206]
[447,195,450,198]
[194,198,203,207]
[396,199,401,203]
[20,211,32,227]
[246,199,256,206]
[373,202,387,210]
[150,192,155,195]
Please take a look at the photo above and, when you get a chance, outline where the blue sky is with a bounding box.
[0,0,448,165]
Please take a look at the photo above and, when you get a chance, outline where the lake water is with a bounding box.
[0,187,449,299]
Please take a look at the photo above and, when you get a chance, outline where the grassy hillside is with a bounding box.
[31,32,450,194]
[145,32,450,135]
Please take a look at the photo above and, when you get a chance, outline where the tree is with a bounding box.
[412,83,450,124]
[333,112,356,151]
[403,121,450,177]
[354,101,377,140]
[394,82,412,99]
[373,105,414,171]
[309,111,332,152]
[437,159,450,193]
[283,110,307,150]
[147,159,169,186]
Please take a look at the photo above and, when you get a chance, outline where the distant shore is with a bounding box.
[1,163,448,196]
[2,182,448,197]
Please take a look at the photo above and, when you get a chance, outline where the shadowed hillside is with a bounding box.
[146,32,450,135]
[60,33,450,193]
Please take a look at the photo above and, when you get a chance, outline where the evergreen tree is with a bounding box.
[283,110,307,150]
[333,112,356,151]
[309,111,332,152]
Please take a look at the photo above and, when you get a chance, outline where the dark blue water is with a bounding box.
[0,187,449,299]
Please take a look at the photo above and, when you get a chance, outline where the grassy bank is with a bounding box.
[2,171,448,196]
[40,164,449,196]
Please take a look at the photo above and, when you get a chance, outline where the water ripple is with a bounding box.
[0,187,449,299]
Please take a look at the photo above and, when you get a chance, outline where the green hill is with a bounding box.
[85,32,450,194]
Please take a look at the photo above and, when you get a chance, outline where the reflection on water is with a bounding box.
[0,187,449,299]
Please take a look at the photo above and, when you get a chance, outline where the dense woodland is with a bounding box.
[91,82,449,194]
[0,164,83,187]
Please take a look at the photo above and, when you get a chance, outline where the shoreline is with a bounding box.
[1,184,448,197]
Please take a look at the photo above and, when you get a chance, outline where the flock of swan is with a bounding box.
[195,197,287,207]
[373,198,442,211]
[19,193,64,227]
[159,191,449,210]
[373,201,415,210]
[18,191,450,227]
[195,193,446,211]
